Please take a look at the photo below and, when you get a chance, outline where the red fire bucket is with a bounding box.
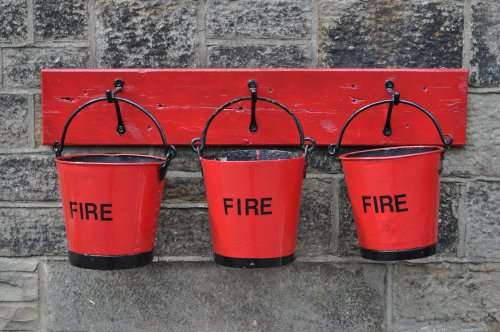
[52,96,176,270]
[191,92,316,268]
[329,98,453,261]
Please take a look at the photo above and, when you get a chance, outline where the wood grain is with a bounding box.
[42,69,468,147]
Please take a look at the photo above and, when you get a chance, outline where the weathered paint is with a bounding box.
[42,68,468,146]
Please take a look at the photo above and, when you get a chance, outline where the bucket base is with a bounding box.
[214,253,295,268]
[68,251,153,270]
[360,244,436,261]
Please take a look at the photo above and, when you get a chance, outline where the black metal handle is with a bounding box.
[52,96,176,180]
[328,99,454,157]
[191,96,316,157]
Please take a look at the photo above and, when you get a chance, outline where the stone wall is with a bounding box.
[0,0,499,331]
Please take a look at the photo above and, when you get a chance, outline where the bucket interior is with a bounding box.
[58,154,164,163]
[203,149,301,161]
[343,146,441,159]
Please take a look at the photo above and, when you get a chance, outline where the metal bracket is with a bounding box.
[106,79,126,135]
[383,80,400,136]
[248,79,258,133]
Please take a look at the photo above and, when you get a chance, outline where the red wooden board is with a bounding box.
[42,69,468,147]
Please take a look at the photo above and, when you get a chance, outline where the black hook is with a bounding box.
[190,93,316,179]
[383,80,400,136]
[106,79,126,135]
[248,79,258,133]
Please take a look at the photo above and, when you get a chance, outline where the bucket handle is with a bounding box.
[52,96,177,180]
[327,99,454,157]
[190,97,316,157]
[190,93,316,176]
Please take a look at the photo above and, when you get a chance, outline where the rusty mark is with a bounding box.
[58,97,74,102]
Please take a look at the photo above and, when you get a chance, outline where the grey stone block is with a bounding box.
[34,94,42,147]
[158,177,336,256]
[0,272,37,302]
[206,1,311,39]
[437,182,462,255]
[0,0,27,43]
[0,95,29,149]
[168,148,202,172]
[0,259,37,330]
[0,154,60,201]
[208,44,311,68]
[0,302,38,331]
[337,182,359,256]
[95,0,199,68]
[3,48,89,88]
[307,147,343,174]
[297,178,335,255]
[337,180,358,256]
[444,94,500,177]
[469,0,500,87]
[0,208,67,256]
[318,0,463,68]
[393,263,500,331]
[163,146,342,174]
[0,258,38,272]
[155,208,212,256]
[0,206,214,258]
[46,261,386,331]
[338,181,460,257]
[34,0,88,41]
[465,181,500,259]
[165,175,206,204]
[154,145,200,173]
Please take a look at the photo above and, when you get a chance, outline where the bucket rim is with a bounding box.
[55,153,166,166]
[339,145,444,161]
[200,149,304,163]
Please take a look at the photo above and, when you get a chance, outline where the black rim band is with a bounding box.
[68,251,153,270]
[360,244,436,261]
[214,253,295,268]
